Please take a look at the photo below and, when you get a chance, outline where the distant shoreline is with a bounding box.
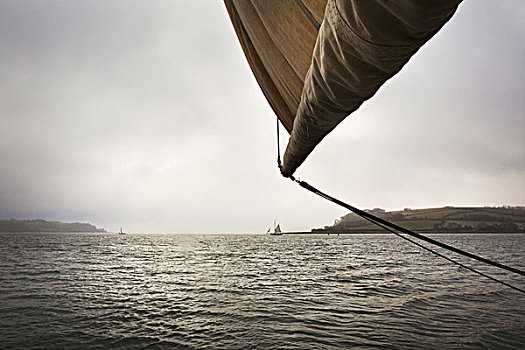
[284,231,524,235]
[0,219,106,233]
[314,206,525,234]
[0,231,523,235]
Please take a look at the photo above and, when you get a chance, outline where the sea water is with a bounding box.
[0,233,524,349]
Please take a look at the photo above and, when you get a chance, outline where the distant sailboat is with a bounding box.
[119,227,125,235]
[269,220,283,236]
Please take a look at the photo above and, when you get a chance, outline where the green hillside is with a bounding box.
[314,206,525,233]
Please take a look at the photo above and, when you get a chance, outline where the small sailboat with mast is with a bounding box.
[267,219,282,236]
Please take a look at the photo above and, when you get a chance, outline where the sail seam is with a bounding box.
[295,0,321,30]
[230,1,304,88]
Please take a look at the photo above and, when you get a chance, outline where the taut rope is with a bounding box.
[276,117,525,294]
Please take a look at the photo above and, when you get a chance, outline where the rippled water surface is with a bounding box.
[1,233,524,349]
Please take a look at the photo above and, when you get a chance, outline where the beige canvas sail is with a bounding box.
[225,0,462,176]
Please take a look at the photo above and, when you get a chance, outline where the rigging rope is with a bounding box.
[275,117,525,293]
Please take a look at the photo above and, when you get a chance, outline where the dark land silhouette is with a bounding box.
[0,219,106,233]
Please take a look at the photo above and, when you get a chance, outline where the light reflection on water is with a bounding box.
[0,233,524,349]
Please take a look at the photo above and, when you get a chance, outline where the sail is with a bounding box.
[224,0,462,176]
[275,224,281,233]
[266,227,271,233]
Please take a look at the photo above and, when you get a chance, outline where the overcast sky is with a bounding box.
[1,1,524,233]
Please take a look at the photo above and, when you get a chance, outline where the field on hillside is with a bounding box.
[316,207,525,233]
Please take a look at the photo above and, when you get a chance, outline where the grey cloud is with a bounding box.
[1,1,524,232]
